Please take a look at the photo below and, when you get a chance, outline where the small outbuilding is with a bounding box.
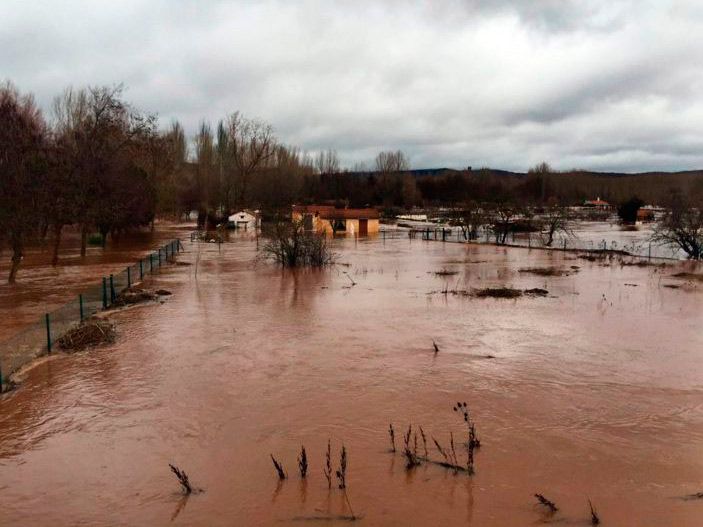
[583,197,612,210]
[227,210,260,230]
[292,205,380,235]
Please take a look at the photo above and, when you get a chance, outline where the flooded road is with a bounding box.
[1,235,702,526]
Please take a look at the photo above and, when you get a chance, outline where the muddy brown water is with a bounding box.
[1,234,702,526]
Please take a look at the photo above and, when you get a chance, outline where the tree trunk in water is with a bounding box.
[51,224,63,266]
[8,238,22,284]
[81,225,88,257]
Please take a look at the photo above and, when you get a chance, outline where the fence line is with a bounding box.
[0,238,184,391]
[377,227,681,262]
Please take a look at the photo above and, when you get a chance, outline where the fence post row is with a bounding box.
[45,313,51,354]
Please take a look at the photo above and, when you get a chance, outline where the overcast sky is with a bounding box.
[2,1,703,172]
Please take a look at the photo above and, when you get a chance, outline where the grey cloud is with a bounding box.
[1,0,703,172]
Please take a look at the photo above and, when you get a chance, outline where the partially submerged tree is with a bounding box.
[0,82,48,283]
[617,196,645,224]
[261,219,335,267]
[539,199,574,247]
[652,189,703,259]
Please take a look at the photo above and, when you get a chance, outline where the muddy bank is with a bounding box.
[0,236,701,526]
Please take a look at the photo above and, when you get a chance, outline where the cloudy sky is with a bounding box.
[2,0,702,171]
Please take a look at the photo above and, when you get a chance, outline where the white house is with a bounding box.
[227,210,260,230]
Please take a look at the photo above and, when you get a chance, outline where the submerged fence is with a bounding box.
[378,227,682,261]
[0,239,183,391]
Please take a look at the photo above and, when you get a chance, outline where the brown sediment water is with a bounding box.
[0,234,702,526]
[0,222,193,341]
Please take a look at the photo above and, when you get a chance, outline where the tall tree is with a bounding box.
[0,82,48,283]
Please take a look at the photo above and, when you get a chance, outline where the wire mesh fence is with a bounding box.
[377,227,682,261]
[0,239,184,391]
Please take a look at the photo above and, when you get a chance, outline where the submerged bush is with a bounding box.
[261,220,335,267]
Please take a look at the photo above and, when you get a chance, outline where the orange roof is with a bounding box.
[292,205,379,219]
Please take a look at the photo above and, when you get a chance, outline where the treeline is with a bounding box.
[3,80,703,281]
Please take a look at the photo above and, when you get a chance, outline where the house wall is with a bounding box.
[291,212,379,235]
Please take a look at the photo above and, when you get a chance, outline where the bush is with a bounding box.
[261,220,335,267]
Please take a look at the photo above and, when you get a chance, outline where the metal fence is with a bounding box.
[378,227,681,261]
[0,239,183,391]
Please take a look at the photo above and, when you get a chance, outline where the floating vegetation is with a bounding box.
[388,424,396,453]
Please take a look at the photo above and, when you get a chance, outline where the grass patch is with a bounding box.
[519,267,571,276]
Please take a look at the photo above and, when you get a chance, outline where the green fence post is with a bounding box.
[150,253,153,272]
[127,266,131,288]
[79,294,84,321]
[110,274,116,303]
[139,260,143,280]
[158,249,162,268]
[45,313,52,354]
[102,277,108,309]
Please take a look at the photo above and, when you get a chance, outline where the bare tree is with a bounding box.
[0,82,48,283]
[651,189,703,259]
[315,148,340,175]
[375,150,409,173]
[194,122,215,220]
[453,201,488,241]
[226,112,276,207]
[539,199,574,246]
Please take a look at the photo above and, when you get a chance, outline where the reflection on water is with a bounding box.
[0,235,702,526]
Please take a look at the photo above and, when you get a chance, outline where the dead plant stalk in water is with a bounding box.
[271,455,286,480]
[169,463,192,494]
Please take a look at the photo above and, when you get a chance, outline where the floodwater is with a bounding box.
[1,234,702,526]
[0,222,193,341]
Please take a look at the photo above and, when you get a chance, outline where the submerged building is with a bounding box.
[291,205,380,235]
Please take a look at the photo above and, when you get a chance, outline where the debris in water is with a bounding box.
[519,267,571,276]
[58,318,115,351]
[433,340,439,353]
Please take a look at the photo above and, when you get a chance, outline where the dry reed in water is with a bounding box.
[324,440,332,488]
[389,424,396,453]
[169,464,192,494]
[271,455,286,480]
[534,494,558,513]
[298,446,308,478]
[588,499,600,525]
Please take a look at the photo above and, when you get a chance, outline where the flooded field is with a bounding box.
[0,222,193,341]
[0,235,702,526]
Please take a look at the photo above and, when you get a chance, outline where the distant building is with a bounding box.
[227,210,260,230]
[636,207,655,223]
[292,205,380,235]
[583,197,612,210]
